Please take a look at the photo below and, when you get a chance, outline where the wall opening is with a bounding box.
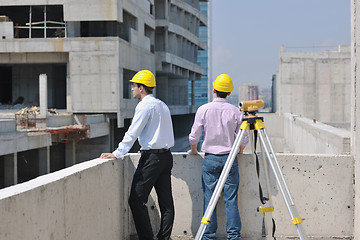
[0,66,12,104]
[145,24,155,53]
[17,150,38,184]
[119,10,138,41]
[0,5,65,38]
[1,64,66,109]
[80,21,119,37]
[50,144,65,172]
[155,27,166,51]
[155,0,166,19]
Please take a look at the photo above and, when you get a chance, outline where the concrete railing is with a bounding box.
[0,153,353,239]
[282,113,350,154]
[258,113,351,154]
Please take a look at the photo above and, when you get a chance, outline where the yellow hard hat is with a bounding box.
[129,70,156,87]
[213,74,234,92]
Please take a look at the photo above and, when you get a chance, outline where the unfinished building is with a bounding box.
[276,45,351,128]
[0,0,208,189]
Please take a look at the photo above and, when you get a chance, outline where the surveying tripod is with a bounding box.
[194,100,307,240]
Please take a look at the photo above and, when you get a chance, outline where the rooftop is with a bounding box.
[0,113,353,240]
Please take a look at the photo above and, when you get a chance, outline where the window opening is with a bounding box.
[0,5,65,39]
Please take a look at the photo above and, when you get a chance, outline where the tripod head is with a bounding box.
[239,100,265,116]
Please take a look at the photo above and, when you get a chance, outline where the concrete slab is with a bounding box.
[0,119,16,133]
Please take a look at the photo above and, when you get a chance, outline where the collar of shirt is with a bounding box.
[213,97,229,103]
[141,94,154,102]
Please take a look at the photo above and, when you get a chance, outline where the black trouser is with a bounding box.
[128,150,175,240]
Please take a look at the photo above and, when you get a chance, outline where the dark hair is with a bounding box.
[215,90,229,98]
[136,83,154,94]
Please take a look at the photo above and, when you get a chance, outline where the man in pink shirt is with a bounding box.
[188,74,249,240]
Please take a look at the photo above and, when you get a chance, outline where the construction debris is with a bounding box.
[15,106,58,115]
[16,106,40,115]
[14,107,59,129]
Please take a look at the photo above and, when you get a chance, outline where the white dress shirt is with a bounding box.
[112,94,174,158]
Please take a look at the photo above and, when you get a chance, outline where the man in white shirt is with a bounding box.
[100,70,175,240]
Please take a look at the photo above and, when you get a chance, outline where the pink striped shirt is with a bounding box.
[189,98,249,155]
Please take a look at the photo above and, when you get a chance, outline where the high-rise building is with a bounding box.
[238,83,259,102]
[189,0,210,106]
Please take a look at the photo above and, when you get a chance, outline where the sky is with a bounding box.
[211,0,351,90]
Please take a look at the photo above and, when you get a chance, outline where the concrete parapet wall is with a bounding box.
[272,154,353,238]
[283,113,351,154]
[0,158,126,240]
[257,113,351,154]
[0,153,353,239]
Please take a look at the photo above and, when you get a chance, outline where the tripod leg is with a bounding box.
[258,131,276,240]
[194,128,247,240]
[262,128,294,204]
[257,128,308,240]
[251,130,275,239]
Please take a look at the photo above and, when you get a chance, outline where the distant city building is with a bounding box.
[258,87,272,112]
[238,83,259,102]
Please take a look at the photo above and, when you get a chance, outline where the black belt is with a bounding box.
[141,148,170,154]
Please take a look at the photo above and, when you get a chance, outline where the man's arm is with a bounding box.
[187,143,198,155]
[188,108,204,155]
[239,145,246,154]
[100,105,150,159]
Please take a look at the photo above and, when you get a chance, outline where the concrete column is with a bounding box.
[37,74,48,129]
[29,6,32,38]
[164,0,169,19]
[44,6,47,38]
[351,1,360,239]
[117,69,124,128]
[66,62,72,112]
[4,153,17,187]
[110,118,115,152]
[38,146,50,175]
[191,80,195,106]
[65,140,76,167]
[39,74,48,118]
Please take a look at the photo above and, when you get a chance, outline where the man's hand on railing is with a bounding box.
[187,144,198,155]
[100,153,116,159]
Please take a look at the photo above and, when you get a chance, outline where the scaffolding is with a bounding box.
[45,126,88,144]
[15,107,38,129]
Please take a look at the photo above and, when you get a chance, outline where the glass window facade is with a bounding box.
[189,1,209,106]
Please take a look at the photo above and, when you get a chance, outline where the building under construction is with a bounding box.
[0,0,208,188]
